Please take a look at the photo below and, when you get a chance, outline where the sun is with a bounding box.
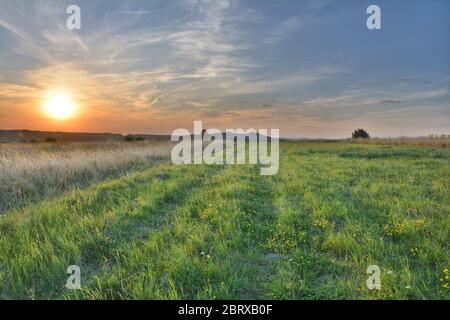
[43,91,77,120]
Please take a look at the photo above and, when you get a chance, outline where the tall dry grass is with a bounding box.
[351,137,450,148]
[0,141,173,213]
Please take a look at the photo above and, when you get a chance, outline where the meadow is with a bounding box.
[0,140,448,300]
[0,141,173,213]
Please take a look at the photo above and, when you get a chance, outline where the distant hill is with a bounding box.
[179,132,282,142]
[125,133,172,141]
[0,130,171,142]
[0,130,284,143]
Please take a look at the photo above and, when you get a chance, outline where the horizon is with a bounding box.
[1,127,449,140]
[0,0,449,138]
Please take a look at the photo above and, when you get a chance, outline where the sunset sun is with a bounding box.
[43,91,77,120]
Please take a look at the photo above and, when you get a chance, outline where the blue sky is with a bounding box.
[0,0,449,137]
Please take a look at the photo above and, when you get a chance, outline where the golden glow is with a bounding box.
[43,91,77,120]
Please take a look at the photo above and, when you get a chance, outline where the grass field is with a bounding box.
[0,141,172,213]
[0,141,449,300]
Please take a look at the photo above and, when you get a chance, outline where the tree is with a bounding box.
[352,129,370,139]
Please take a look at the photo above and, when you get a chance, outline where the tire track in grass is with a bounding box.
[180,163,278,299]
[220,164,279,299]
[0,163,224,299]
[66,164,227,300]
[65,164,229,299]
[264,151,329,299]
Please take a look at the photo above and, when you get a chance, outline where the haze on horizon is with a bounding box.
[0,0,449,139]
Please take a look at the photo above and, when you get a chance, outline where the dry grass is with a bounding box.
[0,141,173,213]
[351,137,450,148]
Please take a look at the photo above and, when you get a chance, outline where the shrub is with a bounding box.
[125,135,145,142]
[45,137,57,143]
[352,129,370,139]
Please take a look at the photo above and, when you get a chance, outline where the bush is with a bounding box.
[125,135,145,142]
[352,129,370,139]
[45,137,57,143]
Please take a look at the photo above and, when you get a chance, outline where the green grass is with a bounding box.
[0,142,449,300]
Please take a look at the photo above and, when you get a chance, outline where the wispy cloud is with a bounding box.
[263,16,303,45]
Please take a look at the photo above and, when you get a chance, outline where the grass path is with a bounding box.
[0,142,449,299]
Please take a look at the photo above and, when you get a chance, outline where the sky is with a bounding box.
[0,0,449,138]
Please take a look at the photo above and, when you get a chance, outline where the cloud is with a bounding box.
[302,0,333,9]
[379,100,403,104]
[118,10,154,15]
[291,87,450,123]
[0,83,38,100]
[0,0,335,117]
[263,16,302,45]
